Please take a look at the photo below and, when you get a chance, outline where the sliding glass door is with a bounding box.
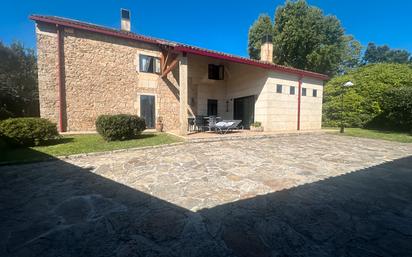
[233,95,255,129]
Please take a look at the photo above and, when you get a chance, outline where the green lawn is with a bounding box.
[1,133,183,165]
[326,127,412,143]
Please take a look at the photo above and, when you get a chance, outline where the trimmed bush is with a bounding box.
[377,87,412,131]
[323,63,412,128]
[0,118,58,147]
[96,114,146,141]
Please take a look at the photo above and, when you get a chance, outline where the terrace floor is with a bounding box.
[174,128,326,142]
[1,134,412,257]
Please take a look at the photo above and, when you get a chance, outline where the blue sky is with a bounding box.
[1,0,411,57]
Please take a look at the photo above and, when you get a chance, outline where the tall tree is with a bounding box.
[363,42,411,64]
[339,35,362,73]
[271,0,346,76]
[248,14,273,60]
[0,41,39,118]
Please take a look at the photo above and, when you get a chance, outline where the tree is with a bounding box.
[323,63,412,129]
[248,14,273,60]
[339,35,362,73]
[0,41,39,118]
[271,0,346,76]
[363,42,411,64]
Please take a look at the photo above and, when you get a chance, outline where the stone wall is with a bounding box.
[36,22,180,132]
[36,24,59,125]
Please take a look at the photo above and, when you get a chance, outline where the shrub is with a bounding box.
[377,87,412,131]
[0,117,58,147]
[323,63,412,128]
[96,114,146,141]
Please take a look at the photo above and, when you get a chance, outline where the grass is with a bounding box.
[0,132,183,164]
[325,127,412,143]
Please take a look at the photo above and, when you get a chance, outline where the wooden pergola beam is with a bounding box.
[161,55,179,78]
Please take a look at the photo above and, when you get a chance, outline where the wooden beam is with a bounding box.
[161,56,179,78]
[163,50,170,73]
[160,51,165,74]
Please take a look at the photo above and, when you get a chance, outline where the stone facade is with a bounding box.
[36,22,180,132]
[35,21,324,133]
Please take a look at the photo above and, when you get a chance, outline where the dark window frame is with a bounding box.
[290,86,295,95]
[139,54,161,74]
[313,89,318,97]
[276,84,283,93]
[302,87,307,96]
[208,64,224,80]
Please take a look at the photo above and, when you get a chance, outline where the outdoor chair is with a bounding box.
[194,115,207,132]
[207,116,217,131]
[212,120,242,134]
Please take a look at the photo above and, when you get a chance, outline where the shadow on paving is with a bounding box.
[0,148,411,257]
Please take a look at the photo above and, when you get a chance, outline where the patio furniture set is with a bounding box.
[188,116,243,134]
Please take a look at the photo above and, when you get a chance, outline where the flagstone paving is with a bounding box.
[1,133,412,257]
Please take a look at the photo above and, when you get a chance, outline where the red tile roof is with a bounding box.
[30,15,328,80]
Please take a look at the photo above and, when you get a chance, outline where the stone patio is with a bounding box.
[1,133,412,257]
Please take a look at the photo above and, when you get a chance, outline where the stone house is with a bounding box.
[30,13,328,135]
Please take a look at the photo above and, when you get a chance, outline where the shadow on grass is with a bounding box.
[0,146,411,257]
[41,137,75,146]
[136,133,156,140]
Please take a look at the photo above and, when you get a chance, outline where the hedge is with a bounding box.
[323,63,412,130]
[0,117,59,147]
[96,114,146,141]
[377,87,412,131]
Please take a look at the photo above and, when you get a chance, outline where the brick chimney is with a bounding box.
[260,35,273,63]
[121,9,131,31]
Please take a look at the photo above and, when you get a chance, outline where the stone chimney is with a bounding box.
[121,9,131,32]
[260,35,273,62]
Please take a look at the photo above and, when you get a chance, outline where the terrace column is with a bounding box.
[179,53,188,135]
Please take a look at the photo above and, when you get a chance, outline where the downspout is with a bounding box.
[56,25,66,132]
[297,76,303,131]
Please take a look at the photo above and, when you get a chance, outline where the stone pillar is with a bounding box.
[179,54,188,135]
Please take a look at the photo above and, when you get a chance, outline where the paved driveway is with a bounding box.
[1,134,412,257]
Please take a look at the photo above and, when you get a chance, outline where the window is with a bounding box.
[290,86,295,95]
[207,99,218,116]
[139,54,161,74]
[208,64,224,80]
[313,89,317,97]
[302,87,307,96]
[276,84,283,93]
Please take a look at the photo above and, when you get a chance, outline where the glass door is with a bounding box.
[234,95,255,129]
[140,95,155,128]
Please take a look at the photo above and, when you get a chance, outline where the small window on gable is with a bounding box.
[208,64,224,80]
[139,54,161,74]
[276,84,283,93]
[290,86,295,95]
[313,89,317,97]
[302,87,307,96]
